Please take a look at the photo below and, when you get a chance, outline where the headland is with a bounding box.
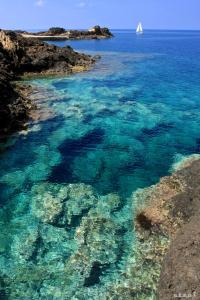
[20,26,113,41]
[0,29,97,138]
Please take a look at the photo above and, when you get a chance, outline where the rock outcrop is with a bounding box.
[159,216,200,300]
[0,30,96,137]
[133,155,200,299]
[0,40,33,136]
[158,158,200,299]
[0,30,96,75]
[22,25,113,41]
[47,27,66,35]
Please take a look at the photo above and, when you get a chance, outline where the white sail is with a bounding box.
[136,22,143,34]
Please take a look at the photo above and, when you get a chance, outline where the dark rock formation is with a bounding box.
[0,30,96,75]
[22,25,113,41]
[0,30,96,137]
[0,41,32,137]
[88,25,112,37]
[47,27,66,35]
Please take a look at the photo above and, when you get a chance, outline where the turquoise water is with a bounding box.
[0,30,200,299]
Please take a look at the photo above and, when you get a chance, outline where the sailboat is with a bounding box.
[136,22,143,34]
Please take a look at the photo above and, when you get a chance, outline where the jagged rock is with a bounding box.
[88,26,113,37]
[0,30,95,75]
[90,26,102,35]
[0,30,96,137]
[0,42,33,136]
[22,26,113,41]
[47,27,66,35]
[101,27,112,36]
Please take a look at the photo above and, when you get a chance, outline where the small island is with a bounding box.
[20,25,113,41]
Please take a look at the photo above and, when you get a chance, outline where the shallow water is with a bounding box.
[0,30,200,299]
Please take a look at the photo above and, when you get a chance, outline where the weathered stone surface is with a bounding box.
[157,159,200,299]
[0,30,96,137]
[133,156,200,300]
[158,215,200,300]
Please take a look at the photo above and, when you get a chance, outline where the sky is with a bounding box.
[0,0,200,30]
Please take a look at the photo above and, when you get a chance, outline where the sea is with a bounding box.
[0,30,200,299]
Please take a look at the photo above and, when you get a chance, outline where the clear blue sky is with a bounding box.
[1,0,200,30]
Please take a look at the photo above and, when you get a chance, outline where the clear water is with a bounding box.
[0,30,200,299]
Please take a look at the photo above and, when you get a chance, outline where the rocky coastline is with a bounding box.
[0,152,199,299]
[21,26,113,41]
[134,155,200,299]
[0,29,96,138]
[0,28,199,300]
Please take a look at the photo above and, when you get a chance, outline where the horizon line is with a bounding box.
[3,27,200,32]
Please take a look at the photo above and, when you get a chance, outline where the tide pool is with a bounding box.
[0,30,200,299]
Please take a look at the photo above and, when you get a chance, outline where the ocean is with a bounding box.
[0,30,200,299]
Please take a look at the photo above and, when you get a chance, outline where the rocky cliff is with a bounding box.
[0,40,32,137]
[0,30,96,137]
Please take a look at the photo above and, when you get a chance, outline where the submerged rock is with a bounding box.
[32,192,63,224]
[1,156,199,299]
[0,181,126,299]
[31,183,98,226]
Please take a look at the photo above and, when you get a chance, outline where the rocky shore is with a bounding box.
[0,153,199,299]
[134,155,200,299]
[0,30,96,138]
[21,26,113,41]
[0,28,199,300]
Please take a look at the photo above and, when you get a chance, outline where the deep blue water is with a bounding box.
[0,30,200,298]
[1,30,200,196]
[4,29,199,196]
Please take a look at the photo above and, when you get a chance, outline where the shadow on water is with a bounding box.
[49,128,105,183]
[140,122,175,139]
[84,262,110,287]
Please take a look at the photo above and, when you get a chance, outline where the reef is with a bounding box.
[0,182,125,299]
[0,29,96,137]
[21,26,113,41]
[0,153,199,299]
